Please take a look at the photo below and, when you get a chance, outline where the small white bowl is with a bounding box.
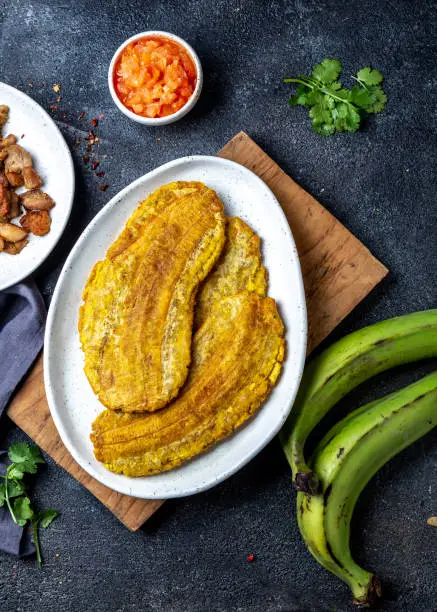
[108,31,203,126]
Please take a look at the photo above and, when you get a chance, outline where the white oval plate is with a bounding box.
[0,83,74,290]
[45,156,307,499]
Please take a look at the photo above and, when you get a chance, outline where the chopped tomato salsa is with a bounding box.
[113,36,197,118]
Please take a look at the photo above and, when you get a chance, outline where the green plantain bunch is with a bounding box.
[280,310,437,606]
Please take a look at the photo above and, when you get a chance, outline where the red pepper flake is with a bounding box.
[96,171,105,177]
[99,114,105,119]
[82,155,89,165]
[247,553,255,562]
[78,111,85,120]
[99,184,108,191]
[91,160,100,171]
[49,104,58,110]
[91,118,98,127]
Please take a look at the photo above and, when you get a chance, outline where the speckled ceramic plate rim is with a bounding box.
[0,82,74,290]
[44,156,307,499]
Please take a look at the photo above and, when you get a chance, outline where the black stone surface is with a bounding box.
[1,1,436,610]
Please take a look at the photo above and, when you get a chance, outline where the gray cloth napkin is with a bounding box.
[0,281,46,557]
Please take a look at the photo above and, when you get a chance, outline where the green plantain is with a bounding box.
[297,371,437,606]
[280,309,437,493]
[297,490,379,606]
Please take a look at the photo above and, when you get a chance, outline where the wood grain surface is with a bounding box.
[6,131,388,531]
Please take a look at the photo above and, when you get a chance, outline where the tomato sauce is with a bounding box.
[113,36,197,119]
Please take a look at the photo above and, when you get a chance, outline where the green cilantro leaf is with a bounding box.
[349,84,378,109]
[309,104,335,136]
[16,461,38,475]
[7,480,25,498]
[328,81,343,91]
[305,89,326,106]
[8,442,32,464]
[288,84,309,106]
[356,66,383,86]
[9,443,44,470]
[8,465,24,480]
[8,443,44,475]
[342,106,361,132]
[13,496,35,526]
[2,442,56,567]
[17,462,38,475]
[327,87,350,101]
[0,480,26,508]
[365,87,387,113]
[39,509,58,528]
[313,122,336,137]
[331,102,350,130]
[26,445,45,465]
[309,104,332,125]
[284,58,387,136]
[311,58,342,84]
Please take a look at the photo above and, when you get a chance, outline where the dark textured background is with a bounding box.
[1,0,436,610]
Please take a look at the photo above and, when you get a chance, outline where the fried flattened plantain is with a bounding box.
[91,292,285,476]
[79,181,226,413]
[194,217,267,329]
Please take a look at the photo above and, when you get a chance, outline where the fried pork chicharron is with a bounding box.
[79,181,226,413]
[91,292,285,476]
[195,217,267,329]
[0,104,54,255]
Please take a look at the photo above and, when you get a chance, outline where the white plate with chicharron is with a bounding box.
[0,82,74,290]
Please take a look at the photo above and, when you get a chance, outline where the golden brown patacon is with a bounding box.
[91,291,285,476]
[194,217,267,329]
[79,181,226,413]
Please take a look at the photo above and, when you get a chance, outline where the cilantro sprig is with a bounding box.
[0,442,58,567]
[284,58,387,136]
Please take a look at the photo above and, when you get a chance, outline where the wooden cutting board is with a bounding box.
[6,131,388,531]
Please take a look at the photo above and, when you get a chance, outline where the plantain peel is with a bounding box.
[79,181,226,413]
[195,217,267,329]
[91,292,285,476]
